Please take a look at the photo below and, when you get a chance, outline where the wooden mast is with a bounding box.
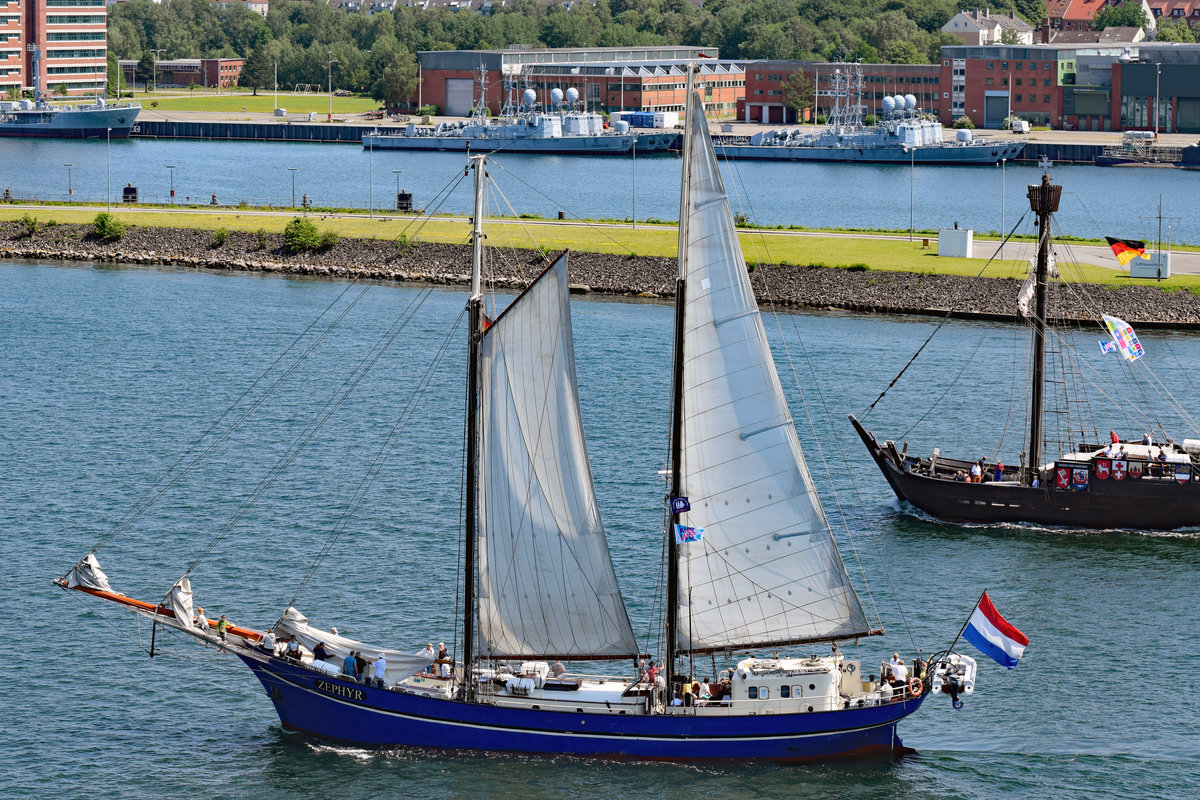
[462,153,486,699]
[665,64,698,701]
[1025,173,1061,485]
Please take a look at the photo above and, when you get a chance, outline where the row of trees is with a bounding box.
[107,0,1055,100]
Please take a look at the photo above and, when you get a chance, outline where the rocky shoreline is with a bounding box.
[5,221,1200,326]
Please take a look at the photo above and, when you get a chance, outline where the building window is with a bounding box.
[1001,61,1009,70]
[781,685,790,698]
[987,61,994,69]
[1044,94,1051,102]
[760,687,770,700]
[1044,78,1051,87]
[986,77,994,86]
[1015,78,1023,86]
[1044,63,1052,70]
[755,73,763,80]
[748,686,758,699]
[1015,94,1023,102]
[754,89,762,95]
[1016,62,1023,70]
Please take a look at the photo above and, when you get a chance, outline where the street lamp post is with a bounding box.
[166,164,176,205]
[106,127,112,211]
[392,169,402,198]
[368,130,374,218]
[288,167,298,208]
[1000,157,1006,259]
[1154,64,1161,136]
[64,163,74,199]
[273,60,278,112]
[908,147,914,242]
[327,55,338,122]
[149,48,165,94]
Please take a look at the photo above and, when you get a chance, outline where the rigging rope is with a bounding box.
[860,211,1029,418]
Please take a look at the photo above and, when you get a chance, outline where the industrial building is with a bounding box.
[414,47,743,117]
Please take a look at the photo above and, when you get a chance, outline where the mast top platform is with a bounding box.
[1027,173,1062,215]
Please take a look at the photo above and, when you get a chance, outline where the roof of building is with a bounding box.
[1146,0,1200,15]
[1050,25,1146,41]
[954,9,1036,30]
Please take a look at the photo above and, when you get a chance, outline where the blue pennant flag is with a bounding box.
[670,496,691,515]
[674,524,704,543]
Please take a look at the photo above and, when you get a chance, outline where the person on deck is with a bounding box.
[551,661,566,678]
[1110,431,1119,444]
[262,628,276,653]
[970,460,982,483]
[195,607,208,630]
[888,656,909,687]
[312,641,332,662]
[1143,433,1153,446]
[217,615,230,641]
[993,461,1004,482]
[372,653,387,689]
[285,637,301,660]
[343,652,357,678]
[354,651,368,683]
[646,661,659,684]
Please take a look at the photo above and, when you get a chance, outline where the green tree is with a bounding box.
[999,29,1022,45]
[1156,19,1198,41]
[886,40,922,64]
[371,51,419,110]
[106,52,122,98]
[780,70,813,117]
[241,46,272,95]
[1091,2,1148,30]
[135,52,155,92]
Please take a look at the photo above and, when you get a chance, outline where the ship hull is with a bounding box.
[239,652,924,761]
[363,132,674,155]
[715,141,1024,165]
[851,416,1200,530]
[0,105,139,139]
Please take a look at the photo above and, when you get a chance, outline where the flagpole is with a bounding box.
[943,587,987,657]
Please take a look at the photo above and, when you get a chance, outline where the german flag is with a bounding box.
[1106,236,1150,267]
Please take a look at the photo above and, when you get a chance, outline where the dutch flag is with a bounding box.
[963,592,1029,669]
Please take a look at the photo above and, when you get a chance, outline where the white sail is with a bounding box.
[167,577,196,629]
[477,254,639,659]
[674,98,872,654]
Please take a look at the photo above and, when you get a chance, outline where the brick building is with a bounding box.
[414,47,742,117]
[119,57,243,89]
[1,0,108,97]
[739,61,942,124]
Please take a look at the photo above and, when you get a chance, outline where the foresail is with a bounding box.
[477,253,639,660]
[675,99,872,654]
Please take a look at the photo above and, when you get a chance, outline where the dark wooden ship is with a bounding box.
[851,174,1200,531]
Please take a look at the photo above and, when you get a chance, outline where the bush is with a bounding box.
[256,228,269,250]
[317,230,338,249]
[282,217,320,253]
[92,212,126,242]
[952,115,976,129]
[394,232,412,253]
[211,227,228,247]
[16,213,38,238]
[417,104,439,116]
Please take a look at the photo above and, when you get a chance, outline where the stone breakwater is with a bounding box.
[5,222,1200,326]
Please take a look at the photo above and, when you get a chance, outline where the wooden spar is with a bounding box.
[462,153,486,698]
[1026,174,1061,484]
[54,580,263,642]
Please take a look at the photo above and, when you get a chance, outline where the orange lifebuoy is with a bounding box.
[908,677,923,698]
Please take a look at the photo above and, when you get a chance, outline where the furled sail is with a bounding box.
[476,253,639,660]
[674,98,873,654]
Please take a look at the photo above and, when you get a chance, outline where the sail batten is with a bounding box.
[673,94,872,654]
[477,254,639,660]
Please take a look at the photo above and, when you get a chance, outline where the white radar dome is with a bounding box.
[893,94,906,109]
[522,88,537,106]
[565,87,579,104]
[904,94,917,110]
[881,96,896,113]
[550,88,564,105]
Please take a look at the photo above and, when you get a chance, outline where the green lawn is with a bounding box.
[141,92,380,115]
[4,204,1198,292]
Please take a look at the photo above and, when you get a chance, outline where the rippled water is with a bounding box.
[2,137,1199,244]
[4,260,1199,799]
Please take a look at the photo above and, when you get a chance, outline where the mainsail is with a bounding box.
[476,254,639,660]
[674,99,873,654]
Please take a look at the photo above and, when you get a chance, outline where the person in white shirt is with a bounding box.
[195,607,209,630]
[372,653,387,688]
[262,628,276,653]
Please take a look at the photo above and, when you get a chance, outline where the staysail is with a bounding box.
[476,253,639,660]
[674,98,873,654]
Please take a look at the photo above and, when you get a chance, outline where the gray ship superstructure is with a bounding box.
[716,65,1023,165]
[364,68,673,155]
[0,47,139,139]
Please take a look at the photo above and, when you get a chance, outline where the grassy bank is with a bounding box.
[140,93,378,115]
[4,204,1197,291]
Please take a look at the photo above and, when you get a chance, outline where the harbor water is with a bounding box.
[1,136,1199,244]
[3,260,1199,799]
